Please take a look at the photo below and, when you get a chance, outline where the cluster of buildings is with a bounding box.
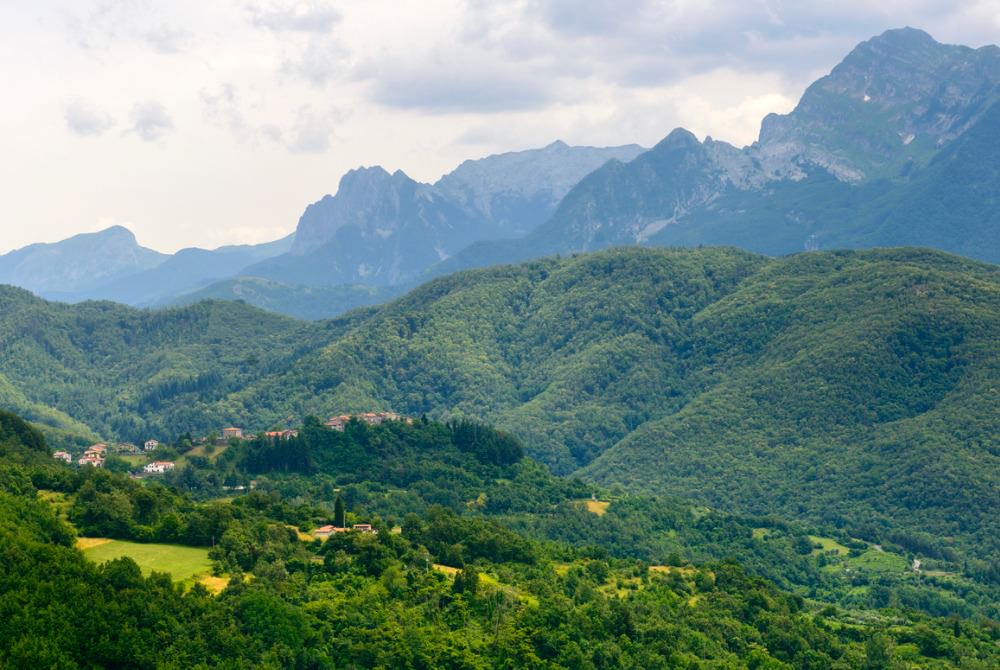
[71,443,107,467]
[313,523,377,538]
[51,438,173,475]
[263,429,299,440]
[50,413,406,474]
[324,412,409,431]
[142,461,176,474]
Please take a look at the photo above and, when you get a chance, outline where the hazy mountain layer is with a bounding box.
[0,226,167,296]
[250,142,646,289]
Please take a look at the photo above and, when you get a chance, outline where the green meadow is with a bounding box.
[79,538,213,583]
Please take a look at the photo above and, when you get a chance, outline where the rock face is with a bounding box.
[433,28,1000,275]
[435,140,644,237]
[756,27,1000,181]
[0,226,167,296]
[254,142,645,286]
[254,167,480,286]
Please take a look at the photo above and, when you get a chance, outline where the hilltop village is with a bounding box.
[50,411,408,477]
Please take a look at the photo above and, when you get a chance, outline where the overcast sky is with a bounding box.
[1,1,997,254]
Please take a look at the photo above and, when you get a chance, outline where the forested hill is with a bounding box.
[1,246,998,566]
[0,285,331,445]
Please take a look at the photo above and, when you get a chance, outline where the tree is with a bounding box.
[452,565,479,596]
[334,495,346,528]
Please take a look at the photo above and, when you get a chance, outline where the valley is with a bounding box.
[0,19,997,670]
[3,407,998,667]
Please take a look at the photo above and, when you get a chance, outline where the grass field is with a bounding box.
[176,443,229,465]
[577,500,610,516]
[650,565,697,577]
[78,538,213,585]
[847,550,909,573]
[809,535,851,556]
[118,454,147,467]
[433,564,538,605]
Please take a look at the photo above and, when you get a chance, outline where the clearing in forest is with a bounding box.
[582,500,610,516]
[78,538,214,585]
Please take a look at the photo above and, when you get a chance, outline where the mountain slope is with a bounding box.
[433,28,1000,276]
[1,246,997,565]
[756,27,1000,181]
[55,235,295,306]
[248,142,646,289]
[580,248,1000,562]
[0,226,167,296]
[0,285,327,443]
[226,247,999,563]
[170,275,402,320]
[435,140,644,236]
[835,98,1000,255]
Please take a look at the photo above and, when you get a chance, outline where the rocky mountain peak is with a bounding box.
[652,128,701,152]
[755,27,1000,182]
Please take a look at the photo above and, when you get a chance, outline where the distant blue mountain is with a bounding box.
[63,235,295,306]
[247,142,644,287]
[0,226,167,296]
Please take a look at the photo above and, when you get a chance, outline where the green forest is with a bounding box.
[2,247,997,573]
[2,409,999,669]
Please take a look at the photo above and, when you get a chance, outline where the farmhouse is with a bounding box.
[78,456,103,467]
[52,451,72,464]
[264,429,299,440]
[313,523,377,538]
[84,443,107,457]
[143,439,159,451]
[222,427,243,440]
[143,461,176,475]
[324,415,351,431]
[313,525,347,538]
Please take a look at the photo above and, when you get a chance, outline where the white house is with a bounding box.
[143,461,175,474]
[143,439,159,451]
[52,451,72,464]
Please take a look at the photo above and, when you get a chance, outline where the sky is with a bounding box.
[1,1,997,254]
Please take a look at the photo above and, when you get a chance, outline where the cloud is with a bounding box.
[144,24,189,54]
[127,100,175,142]
[64,101,115,137]
[282,35,349,86]
[450,0,984,95]
[64,2,191,55]
[286,106,337,153]
[368,61,555,113]
[249,1,342,33]
[202,83,245,132]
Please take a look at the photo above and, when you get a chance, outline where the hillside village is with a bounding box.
[51,411,408,478]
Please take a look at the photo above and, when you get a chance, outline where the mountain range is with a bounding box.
[433,28,1000,276]
[0,141,642,312]
[2,28,996,320]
